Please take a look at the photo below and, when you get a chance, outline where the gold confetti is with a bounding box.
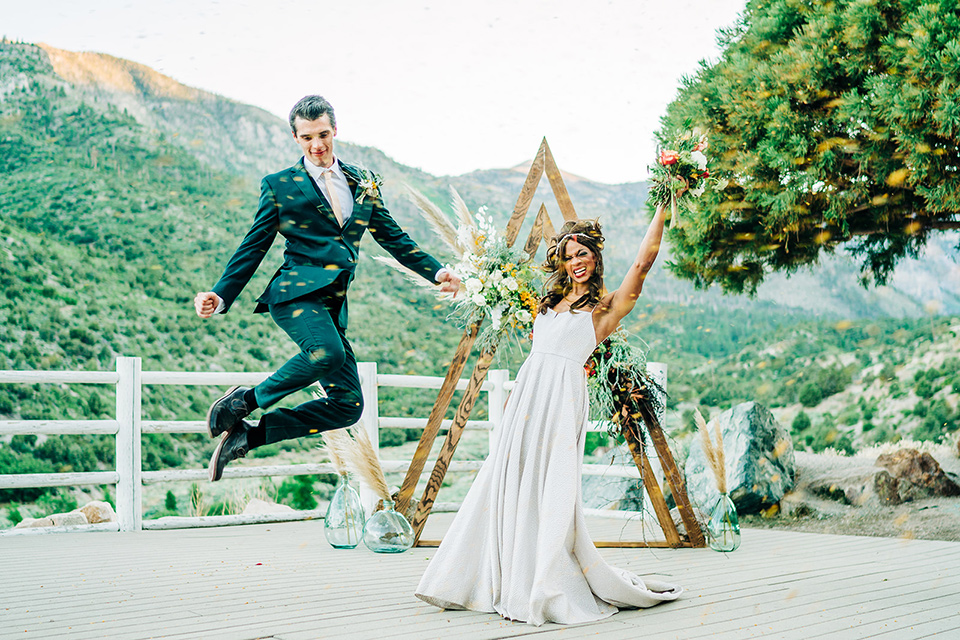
[886,168,910,187]
[773,441,790,460]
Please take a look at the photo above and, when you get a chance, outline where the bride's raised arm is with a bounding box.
[594,202,669,342]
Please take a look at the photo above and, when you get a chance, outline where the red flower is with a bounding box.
[659,149,679,166]
[702,170,710,178]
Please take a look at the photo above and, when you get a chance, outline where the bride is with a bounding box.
[415,202,682,626]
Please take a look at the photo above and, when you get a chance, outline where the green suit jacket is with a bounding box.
[212,159,442,328]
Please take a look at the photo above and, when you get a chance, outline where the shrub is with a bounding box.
[379,428,406,448]
[277,475,318,510]
[915,379,935,399]
[798,383,823,408]
[791,411,811,433]
[7,506,24,526]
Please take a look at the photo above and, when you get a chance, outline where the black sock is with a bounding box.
[243,388,259,410]
[246,422,266,449]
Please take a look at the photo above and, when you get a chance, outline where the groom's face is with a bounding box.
[293,114,337,168]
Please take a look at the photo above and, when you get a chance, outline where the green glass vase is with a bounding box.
[707,493,741,552]
[362,499,414,553]
[324,473,364,549]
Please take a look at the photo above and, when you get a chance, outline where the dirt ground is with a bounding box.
[740,443,960,542]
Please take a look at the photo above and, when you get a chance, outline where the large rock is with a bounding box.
[49,512,89,527]
[876,449,960,501]
[804,468,901,506]
[15,516,55,529]
[685,402,795,515]
[78,501,116,524]
[582,446,646,511]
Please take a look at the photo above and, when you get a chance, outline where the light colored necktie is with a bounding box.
[323,169,344,227]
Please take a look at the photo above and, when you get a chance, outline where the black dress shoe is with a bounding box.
[207,386,251,437]
[208,422,253,482]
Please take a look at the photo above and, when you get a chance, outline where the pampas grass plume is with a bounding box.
[695,408,727,495]
[320,429,351,475]
[343,422,392,502]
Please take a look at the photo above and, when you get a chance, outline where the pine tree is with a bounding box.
[659,0,960,293]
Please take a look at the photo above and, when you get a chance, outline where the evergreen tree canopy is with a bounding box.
[659,0,960,293]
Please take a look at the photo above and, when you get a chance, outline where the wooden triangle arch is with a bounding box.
[395,138,705,548]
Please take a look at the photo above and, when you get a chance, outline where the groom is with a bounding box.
[194,95,459,481]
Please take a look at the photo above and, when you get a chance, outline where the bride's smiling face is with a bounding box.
[563,238,596,284]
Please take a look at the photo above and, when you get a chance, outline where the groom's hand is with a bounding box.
[194,291,222,318]
[436,270,461,296]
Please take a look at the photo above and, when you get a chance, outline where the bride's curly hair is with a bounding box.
[538,219,605,315]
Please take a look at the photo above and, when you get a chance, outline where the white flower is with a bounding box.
[691,183,706,198]
[490,306,503,330]
[503,277,519,291]
[471,293,486,306]
[690,151,708,171]
[465,278,483,294]
[713,178,729,192]
[516,309,532,324]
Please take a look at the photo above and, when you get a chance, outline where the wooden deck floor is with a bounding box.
[3,514,959,640]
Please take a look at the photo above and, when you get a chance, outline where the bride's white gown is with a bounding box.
[415,308,682,626]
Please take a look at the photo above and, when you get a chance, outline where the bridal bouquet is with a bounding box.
[648,128,728,227]
[449,209,540,350]
[374,186,540,350]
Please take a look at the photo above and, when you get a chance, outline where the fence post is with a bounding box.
[115,357,142,532]
[357,361,380,514]
[486,369,509,454]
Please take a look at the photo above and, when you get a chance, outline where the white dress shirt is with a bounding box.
[303,156,355,223]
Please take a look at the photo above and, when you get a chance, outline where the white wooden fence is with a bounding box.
[0,357,663,534]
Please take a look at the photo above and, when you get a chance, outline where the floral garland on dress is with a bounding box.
[585,327,666,442]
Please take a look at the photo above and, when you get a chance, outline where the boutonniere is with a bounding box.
[355,169,383,205]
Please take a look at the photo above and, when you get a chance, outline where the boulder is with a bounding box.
[241,498,296,515]
[685,402,796,516]
[876,449,960,501]
[15,516,55,529]
[669,506,707,537]
[49,512,89,527]
[804,468,901,506]
[582,446,646,511]
[78,501,116,524]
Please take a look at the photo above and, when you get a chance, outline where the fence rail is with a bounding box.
[0,357,662,534]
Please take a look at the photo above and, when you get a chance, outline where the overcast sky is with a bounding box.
[5,0,746,183]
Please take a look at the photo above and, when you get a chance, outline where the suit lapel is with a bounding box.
[339,162,372,236]
[290,159,341,229]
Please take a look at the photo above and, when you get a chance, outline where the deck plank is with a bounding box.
[2,518,960,640]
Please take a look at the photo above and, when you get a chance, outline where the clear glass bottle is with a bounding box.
[324,472,364,549]
[707,493,741,552]
[362,499,414,553]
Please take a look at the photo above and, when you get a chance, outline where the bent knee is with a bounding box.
[304,344,346,372]
[343,395,364,423]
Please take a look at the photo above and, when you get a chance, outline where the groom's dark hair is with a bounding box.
[289,95,336,132]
